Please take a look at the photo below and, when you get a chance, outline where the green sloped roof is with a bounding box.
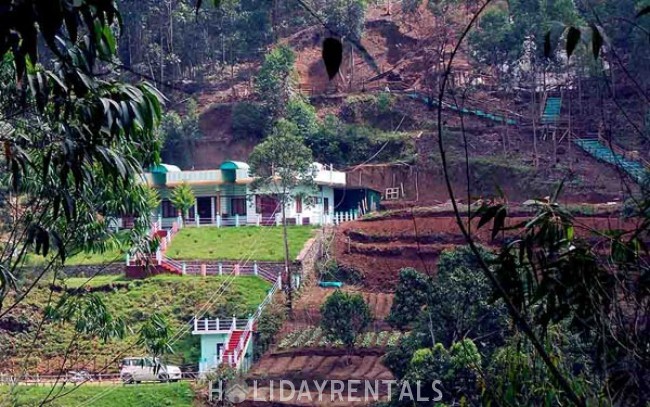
[150,164,181,173]
[220,161,250,170]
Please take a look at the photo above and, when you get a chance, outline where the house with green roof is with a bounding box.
[137,161,379,228]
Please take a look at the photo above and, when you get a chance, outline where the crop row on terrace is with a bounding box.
[277,327,405,350]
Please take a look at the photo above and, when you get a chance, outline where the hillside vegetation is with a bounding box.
[1,275,270,373]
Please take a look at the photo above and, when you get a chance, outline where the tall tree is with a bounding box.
[248,119,314,311]
[255,45,297,121]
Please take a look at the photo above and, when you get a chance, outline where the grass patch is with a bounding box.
[167,226,316,261]
[23,248,127,267]
[2,275,271,371]
[0,382,194,407]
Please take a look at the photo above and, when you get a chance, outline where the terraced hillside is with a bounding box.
[334,207,640,290]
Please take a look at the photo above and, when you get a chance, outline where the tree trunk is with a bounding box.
[282,193,292,314]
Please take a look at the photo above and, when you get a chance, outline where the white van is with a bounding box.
[119,357,182,383]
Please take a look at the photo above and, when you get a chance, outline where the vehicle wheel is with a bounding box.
[158,373,169,382]
[122,374,134,384]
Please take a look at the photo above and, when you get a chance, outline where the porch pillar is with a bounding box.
[211,196,216,225]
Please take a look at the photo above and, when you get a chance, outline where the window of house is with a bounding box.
[161,200,177,218]
[231,197,247,216]
[295,196,303,213]
[385,187,400,200]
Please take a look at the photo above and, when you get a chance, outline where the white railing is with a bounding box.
[314,166,346,186]
[165,170,222,184]
[193,316,250,334]
[232,318,254,369]
[161,254,183,272]
[252,275,281,321]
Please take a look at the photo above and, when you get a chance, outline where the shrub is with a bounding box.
[320,290,373,352]
[387,268,431,329]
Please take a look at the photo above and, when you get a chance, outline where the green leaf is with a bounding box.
[322,38,343,80]
[544,31,552,58]
[478,205,500,229]
[636,5,650,18]
[566,26,581,58]
[492,207,507,241]
[551,179,565,203]
[591,24,603,60]
[566,225,574,241]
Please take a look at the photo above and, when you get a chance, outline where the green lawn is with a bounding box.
[2,275,271,372]
[0,382,194,407]
[166,226,316,261]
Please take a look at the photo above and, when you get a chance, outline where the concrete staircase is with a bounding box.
[574,138,647,182]
[407,92,518,125]
[541,96,562,125]
[222,329,252,368]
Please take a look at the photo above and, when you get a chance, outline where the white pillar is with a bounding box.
[235,214,240,227]
[211,196,216,225]
[194,199,199,225]
[217,215,221,228]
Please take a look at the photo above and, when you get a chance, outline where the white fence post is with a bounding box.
[195,216,200,227]
[276,214,281,227]
[254,262,258,276]
[178,214,183,228]
[219,263,223,276]
[217,215,221,228]
[257,214,261,227]
[235,214,240,227]
[125,253,130,266]
[182,263,186,275]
